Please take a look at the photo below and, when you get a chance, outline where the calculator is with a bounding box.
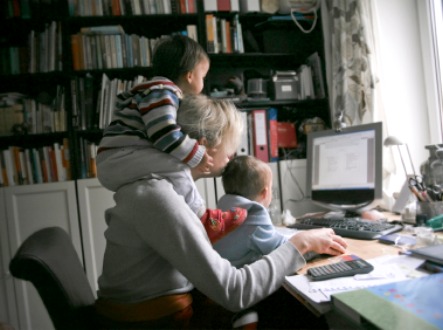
[307,257,374,281]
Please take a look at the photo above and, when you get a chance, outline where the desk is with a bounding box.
[283,228,443,329]
[283,236,405,316]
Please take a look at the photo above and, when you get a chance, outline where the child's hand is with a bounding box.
[196,153,214,174]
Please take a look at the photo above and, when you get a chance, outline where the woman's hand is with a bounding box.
[289,228,348,256]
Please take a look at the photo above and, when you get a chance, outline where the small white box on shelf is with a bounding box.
[239,0,260,13]
[204,0,218,11]
[230,0,240,11]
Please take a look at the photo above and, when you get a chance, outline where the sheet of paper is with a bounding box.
[284,255,426,303]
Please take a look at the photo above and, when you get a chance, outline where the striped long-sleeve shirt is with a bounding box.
[98,77,205,168]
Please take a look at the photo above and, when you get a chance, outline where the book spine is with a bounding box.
[24,148,34,185]
[252,109,269,162]
[18,149,29,185]
[267,108,279,162]
[217,0,230,11]
[10,146,22,185]
[32,148,43,184]
[89,142,97,178]
[1,151,11,186]
[62,138,71,181]
[53,143,66,181]
[0,152,7,186]
[205,14,215,53]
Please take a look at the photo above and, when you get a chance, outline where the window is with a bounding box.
[419,0,443,142]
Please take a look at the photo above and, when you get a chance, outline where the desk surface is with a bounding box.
[288,210,441,274]
[282,209,443,329]
[283,225,443,322]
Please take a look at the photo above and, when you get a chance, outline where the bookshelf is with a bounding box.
[0,0,330,187]
[0,2,331,328]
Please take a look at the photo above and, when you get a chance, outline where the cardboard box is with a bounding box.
[277,122,297,148]
[271,72,298,100]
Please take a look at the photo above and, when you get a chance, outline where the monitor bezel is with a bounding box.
[305,122,383,213]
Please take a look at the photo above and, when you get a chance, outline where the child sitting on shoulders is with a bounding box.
[96,35,246,242]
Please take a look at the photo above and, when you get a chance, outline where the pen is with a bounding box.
[409,185,426,201]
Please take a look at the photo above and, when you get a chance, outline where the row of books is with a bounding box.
[2,0,62,19]
[77,73,299,161]
[97,74,147,129]
[68,0,197,16]
[3,0,263,19]
[237,108,298,163]
[205,14,244,54]
[0,141,71,187]
[71,25,197,71]
[0,138,101,186]
[203,0,257,13]
[70,75,95,130]
[0,21,62,75]
[70,73,147,130]
[0,90,66,136]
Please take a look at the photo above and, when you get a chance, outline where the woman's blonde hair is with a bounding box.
[177,94,243,156]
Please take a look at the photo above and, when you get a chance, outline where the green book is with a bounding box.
[331,273,443,330]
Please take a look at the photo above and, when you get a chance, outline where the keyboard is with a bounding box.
[288,216,403,240]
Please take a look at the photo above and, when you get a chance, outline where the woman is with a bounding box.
[95,94,347,329]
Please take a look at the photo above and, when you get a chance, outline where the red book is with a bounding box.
[111,0,122,15]
[179,0,187,13]
[187,0,196,13]
[12,0,21,17]
[217,0,230,11]
[277,122,297,148]
[39,148,49,183]
[48,147,59,182]
[225,20,232,53]
[71,34,82,70]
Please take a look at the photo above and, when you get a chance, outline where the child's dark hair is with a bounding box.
[222,155,269,200]
[152,35,209,82]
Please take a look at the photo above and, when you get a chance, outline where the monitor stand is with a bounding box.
[323,210,362,220]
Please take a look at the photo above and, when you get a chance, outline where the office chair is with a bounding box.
[9,226,97,330]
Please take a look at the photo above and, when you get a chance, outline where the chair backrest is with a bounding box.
[9,226,96,330]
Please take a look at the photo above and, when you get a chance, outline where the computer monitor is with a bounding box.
[306,122,383,215]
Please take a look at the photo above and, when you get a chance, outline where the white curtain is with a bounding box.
[321,0,377,126]
[321,0,395,208]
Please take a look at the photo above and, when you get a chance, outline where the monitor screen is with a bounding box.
[306,122,383,214]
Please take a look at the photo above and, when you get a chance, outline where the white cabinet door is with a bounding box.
[0,188,19,328]
[76,178,115,294]
[4,181,81,330]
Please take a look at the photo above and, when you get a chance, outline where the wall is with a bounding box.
[374,0,439,171]
[374,0,442,199]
